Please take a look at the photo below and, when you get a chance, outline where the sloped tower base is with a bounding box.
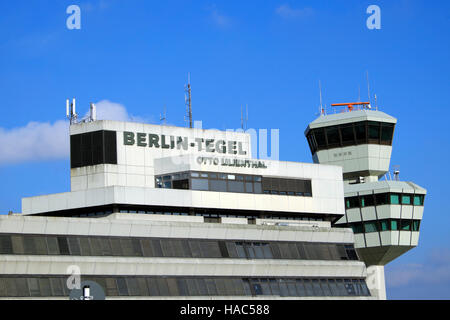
[357,246,413,266]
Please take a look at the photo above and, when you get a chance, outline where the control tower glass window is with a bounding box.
[354,123,367,144]
[305,121,395,154]
[340,125,356,146]
[368,122,381,144]
[381,123,395,145]
[326,127,340,148]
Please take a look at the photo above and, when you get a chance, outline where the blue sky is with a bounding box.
[0,0,449,299]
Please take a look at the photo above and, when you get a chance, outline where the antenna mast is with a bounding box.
[366,70,371,106]
[66,98,78,125]
[240,104,249,130]
[184,73,193,128]
[319,80,324,115]
[160,105,167,125]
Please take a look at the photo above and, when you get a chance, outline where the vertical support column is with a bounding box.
[366,265,386,300]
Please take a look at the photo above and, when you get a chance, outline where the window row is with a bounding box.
[155,171,312,197]
[345,193,425,209]
[341,219,421,234]
[306,121,395,154]
[0,276,370,297]
[248,278,369,297]
[115,209,324,222]
[0,234,358,261]
[61,204,331,222]
[155,171,262,194]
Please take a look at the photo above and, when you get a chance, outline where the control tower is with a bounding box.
[304,102,427,299]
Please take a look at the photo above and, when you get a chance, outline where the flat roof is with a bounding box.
[305,110,397,133]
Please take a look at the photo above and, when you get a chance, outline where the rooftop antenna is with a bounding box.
[184,73,193,128]
[89,102,96,122]
[240,104,249,130]
[66,98,78,125]
[366,70,372,107]
[240,105,244,130]
[374,94,378,110]
[246,104,248,130]
[160,105,167,125]
[319,80,324,115]
[358,85,361,102]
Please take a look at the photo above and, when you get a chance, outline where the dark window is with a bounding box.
[361,194,374,207]
[351,223,364,234]
[57,237,70,255]
[401,220,411,231]
[71,130,117,168]
[104,130,117,165]
[70,134,82,168]
[314,129,327,149]
[354,122,367,143]
[345,197,360,209]
[340,125,355,146]
[0,236,12,254]
[412,220,420,231]
[413,195,424,206]
[345,245,358,260]
[380,123,394,145]
[173,179,189,190]
[368,121,380,143]
[375,193,389,205]
[326,126,340,147]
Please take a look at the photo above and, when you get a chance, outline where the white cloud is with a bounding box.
[386,249,450,287]
[87,100,131,122]
[0,100,143,166]
[0,120,69,165]
[275,4,313,19]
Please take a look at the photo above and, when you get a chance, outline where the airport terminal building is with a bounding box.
[0,111,414,299]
